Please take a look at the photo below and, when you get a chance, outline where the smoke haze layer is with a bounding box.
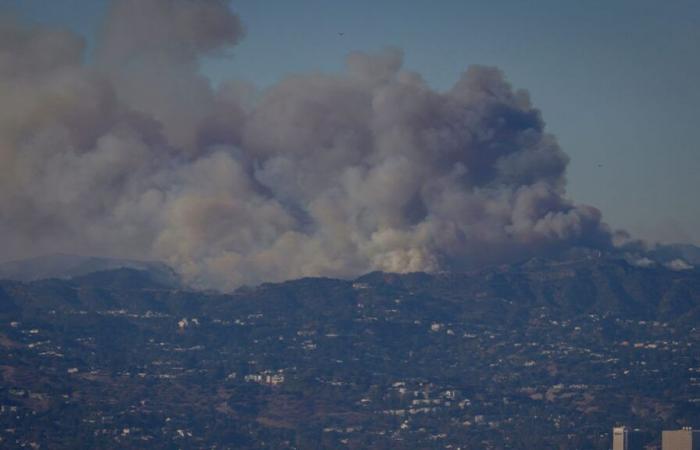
[0,0,614,289]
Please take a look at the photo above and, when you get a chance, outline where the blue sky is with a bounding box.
[4,0,700,245]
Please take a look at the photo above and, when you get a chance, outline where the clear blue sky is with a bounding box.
[4,0,700,245]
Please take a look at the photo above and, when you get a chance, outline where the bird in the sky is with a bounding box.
[338,32,345,36]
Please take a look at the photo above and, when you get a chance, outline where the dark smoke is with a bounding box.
[0,0,614,289]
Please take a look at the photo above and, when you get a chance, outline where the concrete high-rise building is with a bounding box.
[613,426,647,450]
[614,426,631,450]
[662,428,700,450]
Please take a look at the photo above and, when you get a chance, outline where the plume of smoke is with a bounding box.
[0,0,614,289]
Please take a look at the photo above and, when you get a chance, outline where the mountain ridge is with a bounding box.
[1,243,698,292]
[0,253,182,288]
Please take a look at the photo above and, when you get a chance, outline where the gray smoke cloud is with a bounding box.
[0,0,614,289]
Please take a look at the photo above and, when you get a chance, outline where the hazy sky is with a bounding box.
[4,0,700,246]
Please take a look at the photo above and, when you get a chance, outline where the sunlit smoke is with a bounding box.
[0,0,614,289]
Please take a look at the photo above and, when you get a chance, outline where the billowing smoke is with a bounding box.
[0,0,614,289]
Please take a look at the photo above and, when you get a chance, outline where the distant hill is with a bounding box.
[648,243,700,266]
[0,253,181,287]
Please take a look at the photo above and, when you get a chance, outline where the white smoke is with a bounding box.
[0,1,614,289]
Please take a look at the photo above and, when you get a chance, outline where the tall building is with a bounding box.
[614,427,631,450]
[613,426,647,450]
[662,428,700,450]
